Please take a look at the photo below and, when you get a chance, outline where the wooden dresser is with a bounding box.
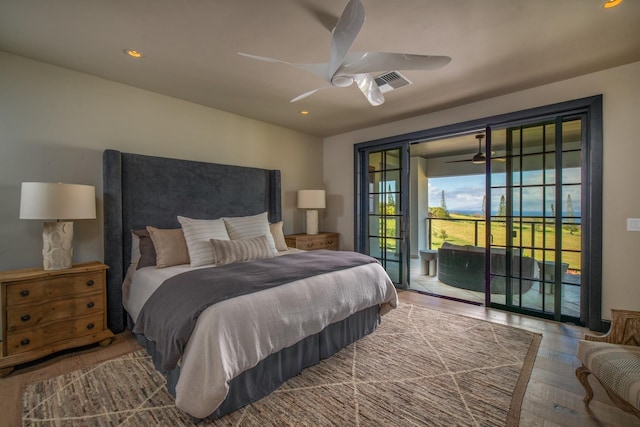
[0,261,114,377]
[284,232,339,251]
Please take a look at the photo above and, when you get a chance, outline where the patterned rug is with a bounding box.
[22,304,541,426]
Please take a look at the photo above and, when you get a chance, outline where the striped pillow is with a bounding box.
[210,235,275,266]
[223,212,278,254]
[178,216,230,267]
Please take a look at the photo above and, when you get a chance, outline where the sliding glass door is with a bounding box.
[355,144,410,288]
[355,96,602,328]
[487,117,584,322]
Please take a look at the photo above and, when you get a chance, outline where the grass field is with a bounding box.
[428,213,581,271]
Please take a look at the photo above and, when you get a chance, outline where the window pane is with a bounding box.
[385,149,401,169]
[368,152,382,171]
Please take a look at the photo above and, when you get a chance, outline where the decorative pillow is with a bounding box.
[223,212,277,254]
[146,226,190,268]
[177,216,230,267]
[269,221,288,251]
[210,235,275,266]
[132,229,157,269]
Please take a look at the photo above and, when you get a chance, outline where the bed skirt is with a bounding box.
[130,305,381,419]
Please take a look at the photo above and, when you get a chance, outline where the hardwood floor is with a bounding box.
[2,290,639,426]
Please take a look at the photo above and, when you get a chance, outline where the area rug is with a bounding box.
[22,303,541,426]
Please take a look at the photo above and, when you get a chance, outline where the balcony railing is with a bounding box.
[426,216,582,274]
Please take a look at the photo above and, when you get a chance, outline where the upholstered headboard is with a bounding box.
[103,150,282,333]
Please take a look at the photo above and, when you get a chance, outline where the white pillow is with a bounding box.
[178,216,230,267]
[223,212,278,254]
[210,235,275,266]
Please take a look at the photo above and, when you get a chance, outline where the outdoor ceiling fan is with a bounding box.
[238,0,451,106]
[446,134,506,164]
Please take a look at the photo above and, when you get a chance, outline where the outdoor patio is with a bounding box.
[409,257,581,318]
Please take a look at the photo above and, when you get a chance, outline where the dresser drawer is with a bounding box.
[6,313,105,356]
[6,292,104,331]
[285,232,339,251]
[299,236,336,250]
[5,272,104,306]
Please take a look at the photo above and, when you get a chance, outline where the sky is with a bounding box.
[428,168,582,215]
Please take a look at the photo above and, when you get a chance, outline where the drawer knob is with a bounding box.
[86,280,95,286]
[21,314,31,322]
[87,323,95,330]
[20,290,30,297]
[21,339,30,346]
[327,240,333,244]
[87,302,95,308]
[306,243,313,248]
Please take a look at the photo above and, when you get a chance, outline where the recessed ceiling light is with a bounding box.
[602,0,622,9]
[300,110,309,116]
[124,49,144,58]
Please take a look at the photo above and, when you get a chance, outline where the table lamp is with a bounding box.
[297,189,325,235]
[19,182,96,270]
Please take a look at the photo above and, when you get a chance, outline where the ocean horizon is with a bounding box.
[442,208,582,219]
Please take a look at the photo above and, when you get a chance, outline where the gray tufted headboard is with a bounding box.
[103,150,282,333]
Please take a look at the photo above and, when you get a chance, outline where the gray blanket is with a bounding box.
[132,250,379,370]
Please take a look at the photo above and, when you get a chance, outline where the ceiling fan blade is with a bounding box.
[289,84,333,103]
[239,53,330,81]
[329,0,365,78]
[353,73,384,106]
[445,159,475,164]
[337,52,451,75]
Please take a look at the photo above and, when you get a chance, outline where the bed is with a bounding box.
[102,150,398,419]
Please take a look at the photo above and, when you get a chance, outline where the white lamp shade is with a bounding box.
[297,190,326,209]
[20,182,96,220]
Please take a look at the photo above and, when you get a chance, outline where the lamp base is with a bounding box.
[305,209,319,235]
[42,221,74,270]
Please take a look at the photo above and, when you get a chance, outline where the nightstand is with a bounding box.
[285,232,339,251]
[0,261,114,377]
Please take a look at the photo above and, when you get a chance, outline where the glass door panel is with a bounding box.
[488,118,583,322]
[365,147,407,285]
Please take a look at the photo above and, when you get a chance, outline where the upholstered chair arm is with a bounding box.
[585,309,640,346]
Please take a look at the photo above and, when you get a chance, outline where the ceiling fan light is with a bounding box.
[472,154,486,164]
[331,75,354,87]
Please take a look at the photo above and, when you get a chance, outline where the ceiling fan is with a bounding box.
[446,134,506,164]
[238,0,451,106]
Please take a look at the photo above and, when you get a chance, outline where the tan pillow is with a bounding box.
[210,235,275,266]
[146,226,190,268]
[269,221,288,251]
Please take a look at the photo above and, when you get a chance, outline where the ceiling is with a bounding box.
[1,0,639,138]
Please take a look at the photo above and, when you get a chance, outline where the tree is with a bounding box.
[566,194,578,234]
[440,190,449,216]
[428,207,449,218]
[550,203,555,217]
[481,195,486,217]
[566,194,574,218]
[498,194,507,217]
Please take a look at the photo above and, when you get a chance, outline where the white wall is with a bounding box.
[324,61,640,317]
[410,156,428,257]
[0,52,324,271]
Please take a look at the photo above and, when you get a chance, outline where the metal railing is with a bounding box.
[426,216,581,274]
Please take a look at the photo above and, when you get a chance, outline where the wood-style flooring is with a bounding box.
[2,290,639,426]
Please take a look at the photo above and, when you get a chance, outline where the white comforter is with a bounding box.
[123,251,398,418]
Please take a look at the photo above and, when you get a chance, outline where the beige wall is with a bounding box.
[0,52,324,271]
[324,61,640,317]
